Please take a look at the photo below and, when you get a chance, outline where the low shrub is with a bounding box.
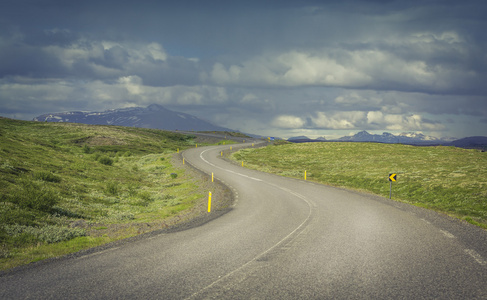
[112,212,135,221]
[51,206,83,218]
[4,225,86,244]
[0,206,38,226]
[138,190,152,201]
[33,171,61,183]
[98,156,113,166]
[105,182,119,196]
[82,144,93,154]
[0,245,9,259]
[10,182,59,212]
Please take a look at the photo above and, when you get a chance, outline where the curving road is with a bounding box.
[1,143,486,299]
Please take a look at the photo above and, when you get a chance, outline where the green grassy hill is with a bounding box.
[0,118,205,270]
[232,142,487,229]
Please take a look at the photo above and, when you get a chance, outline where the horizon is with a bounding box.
[19,104,483,141]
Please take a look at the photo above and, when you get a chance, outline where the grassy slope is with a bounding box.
[0,118,210,270]
[232,142,487,228]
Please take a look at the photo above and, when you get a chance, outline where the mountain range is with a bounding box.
[337,131,448,144]
[33,105,486,150]
[33,104,232,132]
[288,131,487,150]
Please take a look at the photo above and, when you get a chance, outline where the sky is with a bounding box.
[1,0,486,139]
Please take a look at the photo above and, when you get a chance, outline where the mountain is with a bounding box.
[288,136,311,141]
[286,130,485,150]
[33,104,232,132]
[337,131,445,144]
[447,136,487,150]
[397,132,443,141]
[287,136,327,143]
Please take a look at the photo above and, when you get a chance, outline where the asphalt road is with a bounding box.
[1,143,486,299]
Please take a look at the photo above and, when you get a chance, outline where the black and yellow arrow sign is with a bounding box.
[389,173,397,182]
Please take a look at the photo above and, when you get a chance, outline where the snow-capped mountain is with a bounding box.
[337,131,447,144]
[285,131,485,149]
[33,104,232,132]
[397,132,451,141]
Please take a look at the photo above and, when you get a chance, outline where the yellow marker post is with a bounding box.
[183,158,185,165]
[305,170,307,180]
[230,146,232,151]
[177,148,179,153]
[208,192,212,212]
[196,144,198,148]
[221,151,223,157]
[242,161,244,167]
[212,172,214,182]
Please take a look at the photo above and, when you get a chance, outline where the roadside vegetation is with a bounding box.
[0,118,219,270]
[199,131,251,139]
[232,142,487,229]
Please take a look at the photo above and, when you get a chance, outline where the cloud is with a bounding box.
[238,93,276,112]
[206,36,484,95]
[118,75,143,95]
[208,51,372,88]
[334,92,383,109]
[0,35,200,86]
[306,110,445,132]
[146,43,167,61]
[271,115,306,129]
[310,111,366,130]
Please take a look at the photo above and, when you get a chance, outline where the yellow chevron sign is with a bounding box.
[389,173,397,182]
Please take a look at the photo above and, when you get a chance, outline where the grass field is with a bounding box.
[232,142,487,229]
[0,118,226,270]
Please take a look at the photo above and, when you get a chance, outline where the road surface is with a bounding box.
[1,143,486,299]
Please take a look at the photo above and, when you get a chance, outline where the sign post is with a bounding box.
[389,173,397,199]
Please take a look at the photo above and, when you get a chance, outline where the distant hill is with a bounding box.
[33,104,233,132]
[287,136,326,143]
[448,136,487,150]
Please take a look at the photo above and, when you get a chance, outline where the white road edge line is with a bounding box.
[199,149,262,182]
[439,229,455,239]
[464,249,487,266]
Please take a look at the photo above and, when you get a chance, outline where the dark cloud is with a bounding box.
[92,45,129,70]
[0,43,63,78]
